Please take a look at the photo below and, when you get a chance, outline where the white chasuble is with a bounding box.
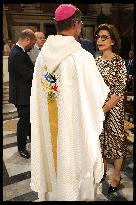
[30,35,110,201]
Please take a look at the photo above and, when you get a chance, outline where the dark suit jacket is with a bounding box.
[125,58,134,76]
[8,45,34,106]
[77,37,95,57]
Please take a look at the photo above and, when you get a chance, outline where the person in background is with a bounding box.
[125,50,134,92]
[3,38,14,55]
[76,35,95,56]
[75,22,95,56]
[8,29,36,159]
[28,31,46,65]
[30,4,109,201]
[95,24,127,194]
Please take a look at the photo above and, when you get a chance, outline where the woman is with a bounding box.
[95,24,127,194]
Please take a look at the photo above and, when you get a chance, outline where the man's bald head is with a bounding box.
[34,32,45,48]
[19,29,36,40]
[18,29,36,51]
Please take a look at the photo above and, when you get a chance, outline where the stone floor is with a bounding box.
[3,82,133,201]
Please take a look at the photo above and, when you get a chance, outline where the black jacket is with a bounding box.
[78,37,95,57]
[8,45,34,105]
[125,58,134,76]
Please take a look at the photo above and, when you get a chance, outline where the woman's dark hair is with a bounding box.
[55,9,82,32]
[95,24,121,54]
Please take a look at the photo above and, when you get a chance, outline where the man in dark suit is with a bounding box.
[77,36,95,57]
[8,29,36,159]
[125,50,134,92]
[125,50,134,76]
[75,21,95,56]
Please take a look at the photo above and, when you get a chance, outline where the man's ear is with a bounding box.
[73,22,76,28]
[73,21,78,29]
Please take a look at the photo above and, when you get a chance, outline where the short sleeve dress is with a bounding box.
[95,54,127,159]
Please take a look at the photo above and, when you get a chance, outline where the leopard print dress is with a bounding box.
[95,54,127,159]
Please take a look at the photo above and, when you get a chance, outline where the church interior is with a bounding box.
[3,4,134,201]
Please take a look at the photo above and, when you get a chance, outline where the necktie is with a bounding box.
[38,48,41,51]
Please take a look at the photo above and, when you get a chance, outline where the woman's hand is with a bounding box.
[103,104,111,113]
[103,94,123,113]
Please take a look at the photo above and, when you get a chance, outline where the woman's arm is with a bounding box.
[103,94,122,113]
[103,57,127,113]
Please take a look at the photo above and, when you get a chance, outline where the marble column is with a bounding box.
[3,5,9,43]
[40,23,45,33]
[3,56,9,82]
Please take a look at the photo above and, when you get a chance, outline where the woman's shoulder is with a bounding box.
[113,54,125,65]
[113,54,127,74]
